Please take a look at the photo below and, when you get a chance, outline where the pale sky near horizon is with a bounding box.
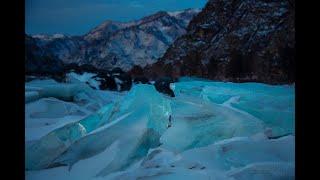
[26,0,207,35]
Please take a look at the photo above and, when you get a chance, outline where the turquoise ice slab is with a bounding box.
[174,80,295,136]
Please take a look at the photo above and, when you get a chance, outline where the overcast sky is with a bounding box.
[26,0,207,35]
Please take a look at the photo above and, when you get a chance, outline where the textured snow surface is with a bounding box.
[26,78,294,179]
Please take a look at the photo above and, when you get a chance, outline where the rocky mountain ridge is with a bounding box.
[25,9,200,73]
[144,0,295,84]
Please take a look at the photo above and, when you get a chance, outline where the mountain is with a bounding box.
[145,0,295,84]
[25,34,65,77]
[25,9,200,72]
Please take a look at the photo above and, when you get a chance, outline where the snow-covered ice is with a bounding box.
[25,78,295,180]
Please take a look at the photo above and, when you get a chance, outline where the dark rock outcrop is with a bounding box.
[154,77,175,97]
[72,67,133,91]
[112,71,133,91]
[133,76,150,84]
[129,66,150,84]
[94,72,117,91]
[145,0,295,84]
[67,66,133,91]
[64,63,98,74]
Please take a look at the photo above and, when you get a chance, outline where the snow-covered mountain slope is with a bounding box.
[25,78,295,179]
[26,9,200,72]
[25,34,66,78]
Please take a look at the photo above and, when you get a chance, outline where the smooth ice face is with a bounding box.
[26,79,90,102]
[26,98,88,119]
[25,79,109,105]
[25,102,116,170]
[160,94,264,152]
[25,80,126,142]
[25,97,90,141]
[174,80,295,137]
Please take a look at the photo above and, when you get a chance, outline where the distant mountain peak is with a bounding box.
[31,34,68,40]
[26,8,200,73]
[137,11,171,25]
[168,8,201,17]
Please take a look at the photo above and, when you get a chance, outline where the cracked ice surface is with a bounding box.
[25,78,294,180]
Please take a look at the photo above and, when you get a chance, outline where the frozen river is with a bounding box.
[25,77,295,180]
